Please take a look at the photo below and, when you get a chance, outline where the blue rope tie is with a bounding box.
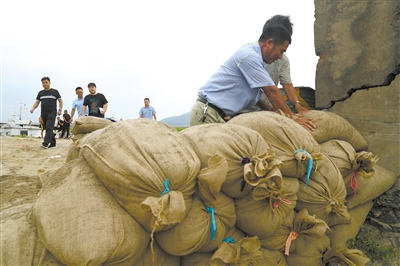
[223,236,236,244]
[294,149,313,188]
[206,206,217,241]
[161,179,170,196]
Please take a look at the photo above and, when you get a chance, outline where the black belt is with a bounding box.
[197,96,227,119]
[197,96,226,119]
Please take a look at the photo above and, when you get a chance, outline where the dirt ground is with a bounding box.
[1,136,72,211]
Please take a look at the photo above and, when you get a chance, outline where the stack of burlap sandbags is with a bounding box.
[180,123,283,199]
[5,119,200,265]
[77,119,201,235]
[3,111,398,265]
[226,110,398,265]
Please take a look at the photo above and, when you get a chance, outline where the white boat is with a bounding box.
[0,104,42,138]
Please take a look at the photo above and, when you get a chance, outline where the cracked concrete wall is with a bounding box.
[314,1,400,175]
[329,76,400,174]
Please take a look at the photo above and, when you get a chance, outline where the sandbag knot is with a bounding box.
[241,157,251,164]
[350,170,358,199]
[161,179,170,196]
[206,206,217,241]
[223,236,236,244]
[285,231,298,255]
[294,149,313,188]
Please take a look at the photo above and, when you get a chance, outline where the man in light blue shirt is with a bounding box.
[240,15,310,117]
[139,98,157,120]
[190,25,292,126]
[70,87,88,123]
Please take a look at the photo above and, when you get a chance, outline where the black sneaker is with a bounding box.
[48,145,56,149]
[41,143,48,149]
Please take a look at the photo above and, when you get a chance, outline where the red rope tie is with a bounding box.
[281,198,292,205]
[273,198,292,209]
[350,170,358,199]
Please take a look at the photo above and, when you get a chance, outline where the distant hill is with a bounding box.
[160,112,190,127]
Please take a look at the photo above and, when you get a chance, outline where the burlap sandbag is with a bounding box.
[258,204,295,251]
[323,245,370,266]
[71,133,87,143]
[296,153,351,226]
[154,155,235,255]
[180,227,246,266]
[71,116,112,135]
[0,203,62,266]
[345,164,398,209]
[181,123,280,199]
[154,192,234,256]
[225,225,247,241]
[78,119,200,233]
[209,236,262,266]
[37,167,59,186]
[65,142,80,162]
[181,236,262,266]
[228,111,323,180]
[35,159,150,265]
[320,139,378,178]
[34,249,63,266]
[259,248,286,266]
[181,252,212,266]
[260,206,334,255]
[284,209,332,266]
[329,201,374,249]
[235,177,299,239]
[302,110,368,151]
[135,240,180,266]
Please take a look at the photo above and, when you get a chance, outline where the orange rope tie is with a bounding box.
[284,231,298,255]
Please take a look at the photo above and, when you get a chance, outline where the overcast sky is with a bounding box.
[1,0,317,122]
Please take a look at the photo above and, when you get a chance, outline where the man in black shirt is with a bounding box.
[61,109,71,139]
[54,116,64,135]
[30,77,63,148]
[82,82,108,118]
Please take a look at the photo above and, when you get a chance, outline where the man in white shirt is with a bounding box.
[70,87,88,123]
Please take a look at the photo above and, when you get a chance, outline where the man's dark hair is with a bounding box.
[41,77,50,82]
[144,98,150,101]
[75,87,83,91]
[263,15,293,36]
[259,25,291,46]
[88,82,96,88]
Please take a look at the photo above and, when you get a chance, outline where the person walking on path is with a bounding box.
[30,77,63,148]
[61,109,71,139]
[139,98,157,120]
[82,82,108,118]
[70,86,88,123]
